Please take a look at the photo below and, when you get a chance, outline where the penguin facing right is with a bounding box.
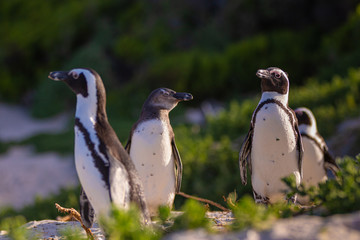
[125,88,193,216]
[294,107,339,188]
[239,67,303,204]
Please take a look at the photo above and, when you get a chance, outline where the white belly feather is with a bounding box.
[130,119,176,215]
[75,126,130,218]
[301,137,327,186]
[251,103,300,203]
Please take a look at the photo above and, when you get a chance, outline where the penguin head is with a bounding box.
[145,88,193,111]
[295,107,317,135]
[48,68,104,98]
[49,68,107,117]
[256,67,289,95]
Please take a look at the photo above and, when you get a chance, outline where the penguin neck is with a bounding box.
[299,124,317,136]
[75,94,108,127]
[140,106,170,123]
[260,91,288,105]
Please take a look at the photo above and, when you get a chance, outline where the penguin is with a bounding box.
[125,88,193,216]
[48,68,150,227]
[294,107,339,188]
[239,67,303,204]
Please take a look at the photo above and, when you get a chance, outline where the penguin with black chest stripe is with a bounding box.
[48,68,150,227]
[125,88,193,216]
[239,67,304,204]
[294,107,339,188]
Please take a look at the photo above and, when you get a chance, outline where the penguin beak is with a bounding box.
[256,69,271,79]
[48,71,69,81]
[173,92,193,101]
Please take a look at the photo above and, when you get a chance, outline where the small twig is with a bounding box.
[55,203,95,240]
[177,192,230,211]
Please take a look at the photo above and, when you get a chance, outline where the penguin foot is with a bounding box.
[55,203,95,240]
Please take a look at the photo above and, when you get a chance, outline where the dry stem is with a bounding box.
[55,203,95,240]
[177,192,230,211]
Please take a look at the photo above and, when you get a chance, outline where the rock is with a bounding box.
[26,220,104,240]
[165,211,360,240]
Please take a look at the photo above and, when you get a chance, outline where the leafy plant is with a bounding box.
[229,194,300,231]
[100,204,161,240]
[285,155,360,215]
[0,216,34,240]
[171,199,210,231]
[60,228,88,240]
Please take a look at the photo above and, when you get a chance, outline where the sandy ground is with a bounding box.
[0,103,68,142]
[0,146,78,209]
[0,103,78,209]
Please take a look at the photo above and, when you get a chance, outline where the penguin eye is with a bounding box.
[71,71,79,79]
[271,71,281,79]
[160,89,170,96]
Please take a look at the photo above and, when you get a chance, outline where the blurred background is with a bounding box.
[1,0,360,221]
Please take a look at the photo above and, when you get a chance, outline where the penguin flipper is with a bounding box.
[79,187,95,228]
[323,147,339,175]
[239,124,253,185]
[172,138,183,193]
[295,124,304,178]
[107,147,151,223]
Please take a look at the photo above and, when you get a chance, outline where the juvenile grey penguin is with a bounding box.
[239,67,303,204]
[125,88,193,216]
[48,68,150,227]
[294,107,339,187]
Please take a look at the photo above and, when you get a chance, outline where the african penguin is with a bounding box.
[48,68,150,227]
[239,67,303,204]
[125,88,193,216]
[294,107,338,188]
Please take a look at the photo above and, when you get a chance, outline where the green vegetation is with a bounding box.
[1,1,359,104]
[100,205,160,240]
[285,155,360,215]
[0,216,34,240]
[171,200,210,231]
[229,195,300,231]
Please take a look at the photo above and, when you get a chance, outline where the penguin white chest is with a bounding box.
[74,126,112,216]
[251,103,300,202]
[301,137,327,186]
[130,119,175,215]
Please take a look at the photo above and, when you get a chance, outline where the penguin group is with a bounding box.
[48,66,338,229]
[49,68,193,228]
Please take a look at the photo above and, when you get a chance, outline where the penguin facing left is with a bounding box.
[48,68,150,227]
[125,88,193,216]
[294,107,339,187]
[239,67,303,204]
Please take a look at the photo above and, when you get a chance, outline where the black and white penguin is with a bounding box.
[48,68,150,227]
[125,88,193,216]
[294,107,339,188]
[239,67,303,204]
